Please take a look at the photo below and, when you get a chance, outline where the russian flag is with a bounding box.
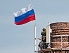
[14,5,35,25]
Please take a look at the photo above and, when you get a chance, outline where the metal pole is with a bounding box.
[34,25,36,52]
[61,35,62,53]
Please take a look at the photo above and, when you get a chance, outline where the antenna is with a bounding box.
[48,15,50,25]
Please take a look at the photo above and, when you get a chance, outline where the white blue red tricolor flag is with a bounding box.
[14,5,35,25]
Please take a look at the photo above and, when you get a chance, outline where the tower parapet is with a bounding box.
[38,22,69,53]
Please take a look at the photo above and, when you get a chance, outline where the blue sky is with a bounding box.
[0,0,69,53]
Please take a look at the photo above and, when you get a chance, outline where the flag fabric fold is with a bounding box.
[14,5,35,25]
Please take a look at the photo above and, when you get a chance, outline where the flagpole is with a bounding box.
[34,24,36,52]
[34,17,36,51]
